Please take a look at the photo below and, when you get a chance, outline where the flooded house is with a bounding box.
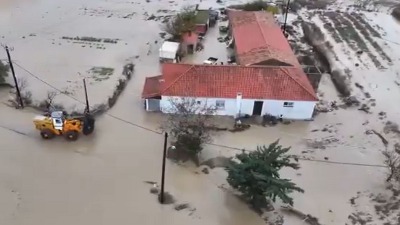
[142,63,318,120]
[194,10,211,35]
[181,31,199,55]
[227,10,322,90]
[227,10,301,67]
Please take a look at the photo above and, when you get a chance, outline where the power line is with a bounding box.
[9,61,381,148]
[10,62,388,168]
[13,62,162,134]
[205,142,387,168]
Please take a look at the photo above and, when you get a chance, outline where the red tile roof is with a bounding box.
[228,10,300,67]
[142,63,317,101]
[142,75,163,98]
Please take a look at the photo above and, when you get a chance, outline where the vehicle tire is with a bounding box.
[65,130,79,141]
[82,116,95,135]
[40,129,55,139]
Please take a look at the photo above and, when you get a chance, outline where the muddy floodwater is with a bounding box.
[1,0,400,225]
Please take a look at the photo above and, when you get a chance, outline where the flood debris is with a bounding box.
[281,206,321,225]
[144,181,157,185]
[384,121,400,134]
[200,156,232,169]
[201,167,209,174]
[343,96,360,106]
[358,104,371,113]
[306,137,339,149]
[150,187,158,194]
[348,212,373,225]
[369,130,389,147]
[349,186,400,224]
[174,203,190,211]
[315,100,336,112]
[229,120,251,132]
[262,114,279,126]
[262,211,284,225]
[159,192,175,205]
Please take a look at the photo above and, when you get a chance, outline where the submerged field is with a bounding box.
[1,0,400,225]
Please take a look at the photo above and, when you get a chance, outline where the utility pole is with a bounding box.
[83,78,90,114]
[159,132,168,204]
[282,0,291,37]
[4,46,24,108]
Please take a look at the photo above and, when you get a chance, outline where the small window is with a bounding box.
[283,102,294,107]
[197,101,201,104]
[216,100,225,109]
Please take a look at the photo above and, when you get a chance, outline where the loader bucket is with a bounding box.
[82,114,95,135]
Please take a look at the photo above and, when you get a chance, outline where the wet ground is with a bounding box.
[1,0,400,225]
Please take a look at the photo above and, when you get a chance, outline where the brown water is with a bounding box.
[1,0,399,224]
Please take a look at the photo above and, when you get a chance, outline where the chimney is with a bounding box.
[236,92,242,118]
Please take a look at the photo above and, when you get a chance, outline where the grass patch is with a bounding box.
[61,36,119,44]
[89,67,114,81]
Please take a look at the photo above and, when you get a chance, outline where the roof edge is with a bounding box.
[279,67,318,101]
[161,64,196,95]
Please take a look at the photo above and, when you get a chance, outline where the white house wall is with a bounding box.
[262,100,316,120]
[160,96,236,116]
[160,96,316,120]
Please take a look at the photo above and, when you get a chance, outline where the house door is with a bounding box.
[187,44,194,54]
[252,101,263,116]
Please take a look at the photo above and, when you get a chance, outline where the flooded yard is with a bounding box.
[1,0,400,225]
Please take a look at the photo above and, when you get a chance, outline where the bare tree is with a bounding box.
[42,90,59,110]
[9,77,32,106]
[0,60,9,84]
[162,97,217,164]
[163,6,196,41]
[17,77,28,91]
[383,150,400,182]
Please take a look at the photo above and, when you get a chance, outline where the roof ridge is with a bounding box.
[254,12,270,51]
[161,64,195,95]
[279,67,317,100]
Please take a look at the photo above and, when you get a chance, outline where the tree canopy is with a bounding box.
[226,140,304,209]
[163,6,197,41]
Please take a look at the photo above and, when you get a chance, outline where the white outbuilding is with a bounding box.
[159,41,180,63]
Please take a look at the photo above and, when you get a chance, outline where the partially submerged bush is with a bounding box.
[163,98,217,165]
[229,0,269,11]
[0,60,10,85]
[301,22,351,96]
[392,5,400,21]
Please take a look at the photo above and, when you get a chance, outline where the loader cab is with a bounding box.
[51,111,65,131]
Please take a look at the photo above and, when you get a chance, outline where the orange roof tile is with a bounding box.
[145,63,317,101]
[142,75,163,98]
[228,10,300,67]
